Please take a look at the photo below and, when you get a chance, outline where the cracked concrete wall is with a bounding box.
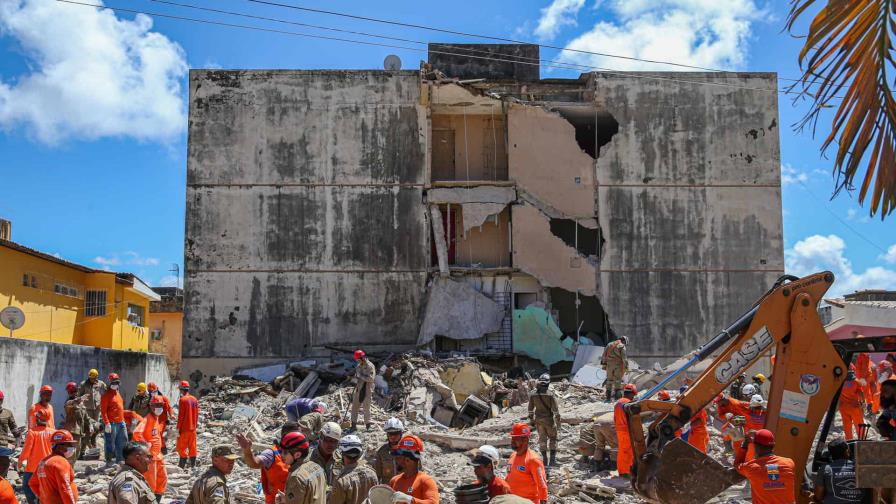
[185,70,428,363]
[511,203,597,296]
[591,72,784,364]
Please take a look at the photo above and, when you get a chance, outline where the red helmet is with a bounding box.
[51,430,76,445]
[754,429,775,447]
[65,382,78,393]
[39,385,53,394]
[179,380,190,389]
[150,396,165,406]
[657,390,671,401]
[354,350,365,360]
[147,382,158,392]
[0,390,5,400]
[623,384,637,394]
[881,360,893,369]
[280,431,310,452]
[510,422,532,438]
[108,373,120,382]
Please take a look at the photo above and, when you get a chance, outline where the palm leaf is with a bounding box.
[786,0,896,218]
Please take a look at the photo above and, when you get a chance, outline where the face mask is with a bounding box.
[154,408,164,416]
[64,447,76,458]
[110,384,119,390]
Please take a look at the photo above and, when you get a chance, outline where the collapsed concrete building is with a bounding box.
[183,44,784,377]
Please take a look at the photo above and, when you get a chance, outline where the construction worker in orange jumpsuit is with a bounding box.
[505,423,548,504]
[21,409,54,504]
[176,380,199,468]
[134,395,168,500]
[855,353,878,414]
[0,446,17,504]
[677,385,709,453]
[102,373,128,463]
[236,422,302,504]
[147,382,173,455]
[838,369,865,440]
[733,429,796,504]
[28,385,55,430]
[28,429,79,504]
[717,393,767,462]
[614,384,637,477]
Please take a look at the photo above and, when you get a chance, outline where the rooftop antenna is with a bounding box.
[169,263,180,288]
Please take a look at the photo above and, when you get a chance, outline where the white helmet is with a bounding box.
[741,384,756,397]
[320,421,342,440]
[538,373,550,383]
[749,394,766,409]
[475,445,500,465]
[339,434,364,456]
[384,417,404,433]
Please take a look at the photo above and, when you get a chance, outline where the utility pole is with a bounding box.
[169,263,180,288]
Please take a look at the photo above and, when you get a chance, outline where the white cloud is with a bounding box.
[124,251,159,266]
[93,252,159,268]
[157,275,179,287]
[0,0,187,144]
[534,0,586,41]
[781,164,808,185]
[846,208,857,220]
[93,256,120,266]
[882,244,896,264]
[559,0,763,71]
[785,234,896,297]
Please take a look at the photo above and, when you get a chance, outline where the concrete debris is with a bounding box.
[418,278,506,345]
[572,345,605,374]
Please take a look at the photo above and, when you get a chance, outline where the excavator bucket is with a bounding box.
[634,439,743,504]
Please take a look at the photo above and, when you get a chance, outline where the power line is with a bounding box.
[796,179,888,254]
[59,0,838,99]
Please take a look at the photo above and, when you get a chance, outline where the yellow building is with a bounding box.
[148,287,183,375]
[1,238,160,351]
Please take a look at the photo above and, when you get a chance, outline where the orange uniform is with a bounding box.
[124,410,143,437]
[21,426,54,472]
[155,394,173,451]
[100,389,125,424]
[718,398,766,461]
[506,449,548,503]
[260,445,290,504]
[856,354,879,413]
[28,403,55,430]
[735,451,796,504]
[614,397,633,475]
[687,409,709,454]
[134,414,167,494]
[0,476,16,504]
[176,393,199,458]
[838,379,864,440]
[29,454,78,504]
[389,472,440,504]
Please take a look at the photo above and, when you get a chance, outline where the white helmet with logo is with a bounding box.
[320,421,342,441]
[384,417,405,433]
[339,434,364,456]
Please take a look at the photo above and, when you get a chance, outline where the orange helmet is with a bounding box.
[511,422,532,438]
[51,430,76,445]
[623,384,637,394]
[150,395,165,407]
[754,429,775,447]
[108,373,120,382]
[657,390,671,401]
[39,385,53,394]
[147,382,158,392]
[393,434,424,459]
[65,382,78,393]
[354,350,365,360]
[179,380,190,390]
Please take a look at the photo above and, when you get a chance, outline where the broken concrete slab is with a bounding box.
[418,431,510,450]
[439,360,490,402]
[460,202,508,231]
[429,206,449,275]
[418,278,505,345]
[572,345,605,374]
[573,364,606,387]
[427,186,516,205]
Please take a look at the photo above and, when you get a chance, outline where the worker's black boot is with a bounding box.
[189,457,197,468]
[155,494,163,503]
[549,450,557,467]
[605,388,614,403]
[178,457,187,469]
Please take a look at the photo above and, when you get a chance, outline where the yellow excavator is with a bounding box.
[622,271,896,504]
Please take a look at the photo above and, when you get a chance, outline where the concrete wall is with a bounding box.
[184,70,429,364]
[590,72,784,363]
[0,338,176,426]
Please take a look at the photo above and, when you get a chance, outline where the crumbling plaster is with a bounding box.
[418,278,506,345]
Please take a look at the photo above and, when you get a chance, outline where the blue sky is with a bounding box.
[1,0,894,296]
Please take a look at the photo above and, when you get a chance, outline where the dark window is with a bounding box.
[85,290,107,316]
[23,274,28,287]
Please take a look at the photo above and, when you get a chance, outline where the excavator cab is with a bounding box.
[622,271,896,504]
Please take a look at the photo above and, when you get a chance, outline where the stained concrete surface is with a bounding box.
[418,277,505,345]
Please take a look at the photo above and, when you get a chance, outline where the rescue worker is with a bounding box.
[236,423,302,504]
[0,391,20,448]
[730,374,747,400]
[330,435,377,504]
[279,431,326,504]
[62,381,90,460]
[505,423,546,504]
[600,336,627,402]
[374,417,404,484]
[134,396,167,500]
[877,379,896,440]
[350,350,376,431]
[731,429,795,504]
[29,384,55,429]
[577,414,616,471]
[812,437,866,503]
[124,409,144,441]
[129,383,152,418]
[0,446,16,504]
[79,368,107,449]
[102,373,128,463]
[389,434,439,504]
[298,402,327,443]
[740,383,758,400]
[309,422,341,485]
[470,445,511,497]
[613,384,636,478]
[717,393,767,462]
[528,374,560,467]
[855,353,878,414]
[186,445,240,504]
[510,377,529,407]
[146,382,173,455]
[108,441,156,504]
[20,409,54,504]
[680,385,709,454]
[285,398,324,423]
[176,380,200,468]
[752,374,768,398]
[29,429,79,504]
[838,370,865,441]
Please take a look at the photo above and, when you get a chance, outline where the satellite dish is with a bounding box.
[1,306,25,334]
[384,55,402,71]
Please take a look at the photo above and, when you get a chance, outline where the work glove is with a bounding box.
[104,423,112,434]
[392,492,413,504]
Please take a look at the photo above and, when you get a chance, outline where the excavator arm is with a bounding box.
[623,271,847,504]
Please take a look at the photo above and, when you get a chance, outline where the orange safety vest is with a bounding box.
[261,446,290,504]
